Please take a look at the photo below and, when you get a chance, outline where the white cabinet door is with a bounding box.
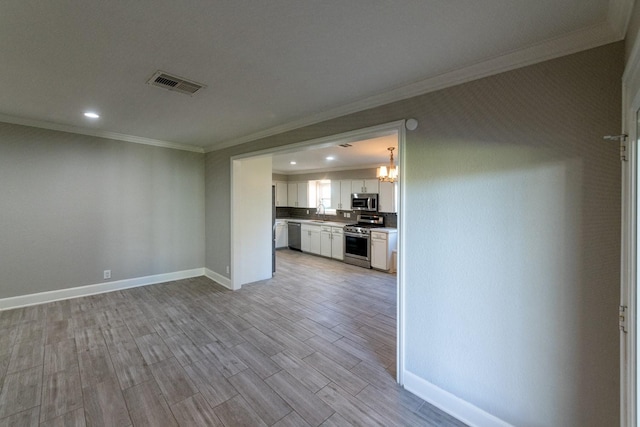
[363,179,379,194]
[301,225,311,252]
[331,180,352,210]
[302,224,321,254]
[330,181,341,210]
[309,227,321,254]
[352,179,379,194]
[320,228,332,257]
[275,182,288,207]
[297,182,310,208]
[286,182,311,208]
[351,180,364,194]
[275,222,288,248]
[339,180,352,210]
[331,227,344,260]
[371,234,388,270]
[287,183,298,207]
[378,181,396,213]
[331,179,351,211]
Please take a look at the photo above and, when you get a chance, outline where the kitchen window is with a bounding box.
[314,179,336,215]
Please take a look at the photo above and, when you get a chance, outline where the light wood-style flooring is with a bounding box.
[0,249,466,426]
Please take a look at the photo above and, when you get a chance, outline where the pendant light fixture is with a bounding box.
[377,147,398,183]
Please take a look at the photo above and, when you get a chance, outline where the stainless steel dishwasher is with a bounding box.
[287,221,302,251]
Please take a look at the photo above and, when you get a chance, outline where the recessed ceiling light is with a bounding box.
[290,161,297,165]
[84,112,100,119]
[326,156,335,161]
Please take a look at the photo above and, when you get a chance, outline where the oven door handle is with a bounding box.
[344,232,369,239]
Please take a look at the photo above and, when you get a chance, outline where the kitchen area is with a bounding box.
[272,136,399,274]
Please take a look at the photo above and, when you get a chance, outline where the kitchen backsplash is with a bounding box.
[277,207,397,228]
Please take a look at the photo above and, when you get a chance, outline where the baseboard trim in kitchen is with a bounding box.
[204,268,232,290]
[0,268,205,311]
[403,370,512,427]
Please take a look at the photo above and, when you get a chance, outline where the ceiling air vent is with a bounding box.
[147,71,205,96]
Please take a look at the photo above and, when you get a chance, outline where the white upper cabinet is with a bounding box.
[297,182,310,208]
[352,179,379,194]
[339,180,352,210]
[330,181,340,209]
[274,182,288,207]
[287,182,311,208]
[287,182,298,207]
[283,178,390,210]
[330,180,353,210]
[378,181,397,213]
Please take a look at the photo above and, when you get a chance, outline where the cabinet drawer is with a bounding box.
[371,231,387,240]
[331,227,344,235]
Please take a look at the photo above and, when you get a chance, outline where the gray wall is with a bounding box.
[402,43,621,426]
[205,42,623,425]
[0,123,205,299]
[627,1,640,62]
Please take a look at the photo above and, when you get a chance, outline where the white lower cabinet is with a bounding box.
[330,227,344,260]
[319,226,344,260]
[301,224,321,255]
[275,221,288,248]
[320,227,332,258]
[370,230,398,271]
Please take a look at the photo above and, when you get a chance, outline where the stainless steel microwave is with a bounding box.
[351,193,378,211]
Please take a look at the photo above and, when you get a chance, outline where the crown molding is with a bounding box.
[206,19,622,153]
[0,114,205,153]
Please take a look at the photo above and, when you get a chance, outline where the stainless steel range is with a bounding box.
[343,214,384,268]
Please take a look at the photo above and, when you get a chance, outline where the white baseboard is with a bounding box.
[0,268,205,311]
[204,268,232,290]
[403,370,513,427]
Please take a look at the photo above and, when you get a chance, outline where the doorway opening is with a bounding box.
[230,120,407,384]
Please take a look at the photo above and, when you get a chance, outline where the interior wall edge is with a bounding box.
[204,268,232,290]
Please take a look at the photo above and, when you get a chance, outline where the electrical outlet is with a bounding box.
[103,270,111,280]
[226,265,230,274]
[306,210,309,214]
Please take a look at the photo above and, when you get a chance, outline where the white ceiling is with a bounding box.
[272,134,398,174]
[0,1,632,153]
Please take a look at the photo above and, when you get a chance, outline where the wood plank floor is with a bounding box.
[0,249,467,426]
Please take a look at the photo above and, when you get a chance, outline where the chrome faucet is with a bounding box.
[317,202,326,221]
